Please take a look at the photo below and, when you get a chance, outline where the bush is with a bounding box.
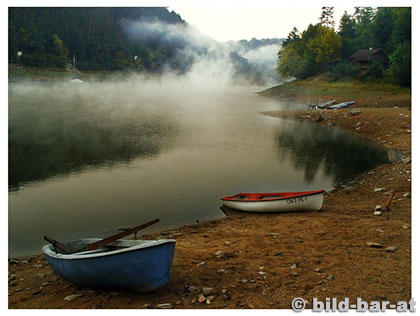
[324,71,340,82]
[325,61,362,80]
[347,63,362,78]
[20,53,48,67]
[364,60,386,79]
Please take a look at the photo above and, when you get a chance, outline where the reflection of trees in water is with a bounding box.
[276,121,389,185]
[9,95,178,191]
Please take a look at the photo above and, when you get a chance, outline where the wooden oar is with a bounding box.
[44,218,160,254]
[87,218,159,251]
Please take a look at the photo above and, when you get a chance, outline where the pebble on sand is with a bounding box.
[366,242,383,248]
[64,294,83,301]
[202,287,213,295]
[197,294,206,304]
[385,246,399,252]
[155,303,173,309]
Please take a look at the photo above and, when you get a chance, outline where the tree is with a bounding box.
[373,7,394,53]
[353,7,376,49]
[8,18,19,62]
[319,7,335,28]
[381,7,411,86]
[390,7,411,49]
[276,43,298,77]
[354,7,376,24]
[283,27,300,47]
[338,11,357,57]
[277,43,316,79]
[388,40,411,86]
[277,24,342,79]
[48,34,70,67]
[308,26,342,64]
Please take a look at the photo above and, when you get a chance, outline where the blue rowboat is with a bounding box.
[43,238,176,292]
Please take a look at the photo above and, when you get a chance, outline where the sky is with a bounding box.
[4,0,414,42]
[168,5,355,42]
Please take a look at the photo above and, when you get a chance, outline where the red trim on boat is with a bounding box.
[221,190,324,202]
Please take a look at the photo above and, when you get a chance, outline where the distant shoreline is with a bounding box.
[8,63,128,83]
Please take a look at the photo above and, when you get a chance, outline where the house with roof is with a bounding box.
[348,48,389,68]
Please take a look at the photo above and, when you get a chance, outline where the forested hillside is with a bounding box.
[9,7,282,85]
[277,7,411,86]
[8,7,185,71]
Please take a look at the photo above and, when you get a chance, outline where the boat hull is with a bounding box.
[43,239,175,292]
[221,191,324,213]
[327,101,355,109]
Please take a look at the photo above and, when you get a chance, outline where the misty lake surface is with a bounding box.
[8,78,389,256]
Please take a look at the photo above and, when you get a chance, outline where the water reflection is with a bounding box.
[8,82,391,256]
[276,120,389,185]
[8,82,178,191]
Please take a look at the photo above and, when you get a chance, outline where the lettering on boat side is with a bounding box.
[286,196,309,204]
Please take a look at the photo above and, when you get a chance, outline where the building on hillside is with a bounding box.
[348,48,389,67]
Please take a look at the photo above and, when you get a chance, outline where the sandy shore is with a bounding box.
[9,98,411,309]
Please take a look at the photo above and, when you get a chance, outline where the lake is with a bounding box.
[8,78,389,256]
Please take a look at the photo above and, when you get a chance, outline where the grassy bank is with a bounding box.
[259,78,411,108]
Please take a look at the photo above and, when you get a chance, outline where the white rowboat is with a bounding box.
[221,190,324,213]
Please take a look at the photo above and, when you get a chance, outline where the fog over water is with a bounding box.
[8,74,389,256]
[8,19,388,256]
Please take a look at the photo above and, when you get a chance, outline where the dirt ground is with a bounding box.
[8,94,411,309]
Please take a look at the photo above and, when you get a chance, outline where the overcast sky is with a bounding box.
[168,4,355,42]
[5,0,412,43]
